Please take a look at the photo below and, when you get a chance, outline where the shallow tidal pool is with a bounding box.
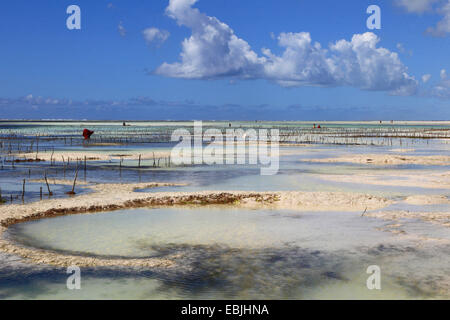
[3,206,450,299]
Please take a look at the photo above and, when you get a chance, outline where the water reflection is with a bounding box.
[4,207,450,299]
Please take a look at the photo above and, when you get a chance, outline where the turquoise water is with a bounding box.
[4,206,450,299]
[0,121,449,299]
[6,207,397,257]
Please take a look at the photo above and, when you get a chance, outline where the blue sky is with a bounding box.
[0,0,449,120]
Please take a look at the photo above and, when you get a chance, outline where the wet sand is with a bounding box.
[305,154,450,166]
[369,210,450,228]
[318,171,450,189]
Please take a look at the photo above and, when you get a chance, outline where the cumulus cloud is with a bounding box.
[264,32,417,95]
[395,0,439,13]
[154,0,417,95]
[155,0,264,79]
[397,0,450,36]
[422,74,432,83]
[428,69,450,98]
[432,77,450,98]
[142,28,170,45]
[426,1,450,36]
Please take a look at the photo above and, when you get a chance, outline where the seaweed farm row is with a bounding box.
[1,123,450,150]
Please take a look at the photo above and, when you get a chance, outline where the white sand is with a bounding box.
[368,210,450,228]
[306,154,450,166]
[389,148,415,153]
[404,195,450,205]
[318,171,450,189]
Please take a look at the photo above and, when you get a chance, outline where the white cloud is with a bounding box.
[261,32,418,94]
[396,42,413,56]
[154,1,418,94]
[156,0,263,79]
[422,69,450,98]
[142,28,170,45]
[397,0,450,37]
[395,0,439,13]
[155,0,417,95]
[422,74,432,83]
[261,32,334,86]
[426,1,450,36]
[118,21,126,37]
[432,69,450,98]
[396,43,405,53]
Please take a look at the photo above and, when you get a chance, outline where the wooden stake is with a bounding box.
[44,171,52,196]
[67,166,79,195]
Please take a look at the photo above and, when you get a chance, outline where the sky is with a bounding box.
[0,0,449,120]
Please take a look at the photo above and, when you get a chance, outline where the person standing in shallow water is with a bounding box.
[82,129,94,140]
